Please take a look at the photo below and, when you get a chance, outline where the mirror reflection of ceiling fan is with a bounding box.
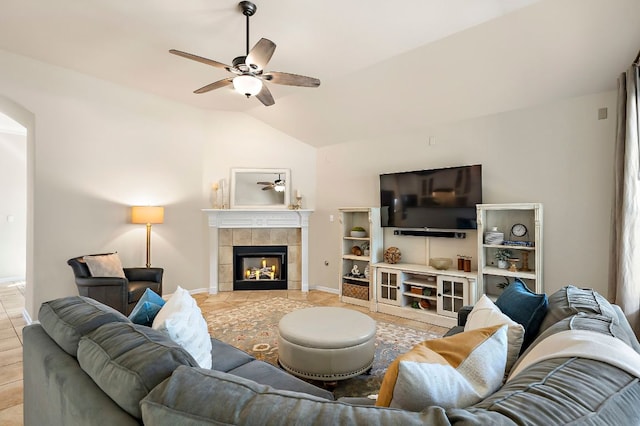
[169,1,320,107]
[257,174,285,192]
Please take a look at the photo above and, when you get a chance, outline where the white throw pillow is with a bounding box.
[83,253,126,278]
[152,286,212,369]
[465,294,524,375]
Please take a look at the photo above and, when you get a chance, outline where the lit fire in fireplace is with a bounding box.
[233,245,287,290]
[245,259,278,280]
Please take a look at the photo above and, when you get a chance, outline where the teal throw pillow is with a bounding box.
[128,288,165,327]
[495,279,548,351]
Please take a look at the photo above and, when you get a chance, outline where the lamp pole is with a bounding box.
[145,222,152,268]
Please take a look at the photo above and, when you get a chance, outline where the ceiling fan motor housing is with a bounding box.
[232,56,251,72]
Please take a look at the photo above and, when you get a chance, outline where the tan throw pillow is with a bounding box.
[376,324,508,411]
[83,253,126,278]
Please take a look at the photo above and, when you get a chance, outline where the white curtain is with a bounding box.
[609,60,640,336]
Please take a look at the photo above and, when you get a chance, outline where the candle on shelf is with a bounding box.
[246,269,250,279]
[296,190,301,198]
[262,259,266,268]
[220,179,227,208]
[270,271,275,280]
[271,265,275,272]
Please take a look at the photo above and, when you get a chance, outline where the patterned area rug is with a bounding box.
[205,297,444,398]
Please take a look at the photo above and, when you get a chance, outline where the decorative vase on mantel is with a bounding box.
[498,260,508,269]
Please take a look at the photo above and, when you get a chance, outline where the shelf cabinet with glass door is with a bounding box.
[372,263,478,328]
[477,203,543,299]
[339,208,382,309]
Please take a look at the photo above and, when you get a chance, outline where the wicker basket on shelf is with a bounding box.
[342,282,369,300]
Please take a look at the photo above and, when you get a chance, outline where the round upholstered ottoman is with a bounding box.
[277,307,376,382]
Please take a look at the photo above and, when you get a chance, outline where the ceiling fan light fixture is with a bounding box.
[233,74,262,97]
[274,179,286,192]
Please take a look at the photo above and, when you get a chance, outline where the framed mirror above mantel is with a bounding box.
[230,168,291,209]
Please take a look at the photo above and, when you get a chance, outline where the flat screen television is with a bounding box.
[380,164,482,229]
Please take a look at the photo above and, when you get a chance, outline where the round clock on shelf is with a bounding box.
[510,223,528,238]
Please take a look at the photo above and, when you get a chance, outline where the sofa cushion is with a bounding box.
[539,285,618,334]
[464,295,524,375]
[77,321,198,419]
[210,338,256,372]
[152,286,212,369]
[376,324,508,411]
[128,288,165,326]
[523,312,640,360]
[228,359,334,400]
[537,286,640,352]
[495,279,548,349]
[461,357,640,425]
[38,296,130,356]
[83,253,126,278]
[140,366,453,426]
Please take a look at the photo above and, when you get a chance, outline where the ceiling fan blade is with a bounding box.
[263,71,320,87]
[256,84,275,107]
[256,181,273,185]
[246,38,276,71]
[169,49,231,71]
[261,186,273,191]
[194,78,233,94]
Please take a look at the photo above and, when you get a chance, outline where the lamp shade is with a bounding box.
[233,75,263,97]
[131,206,164,224]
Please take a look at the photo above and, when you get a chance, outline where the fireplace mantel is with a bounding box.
[203,209,313,293]
[204,209,312,229]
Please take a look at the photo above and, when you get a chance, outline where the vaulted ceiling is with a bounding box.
[1,0,638,146]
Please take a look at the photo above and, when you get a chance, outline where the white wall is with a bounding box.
[310,91,616,298]
[0,50,315,320]
[202,113,317,210]
[0,130,26,278]
[0,45,618,319]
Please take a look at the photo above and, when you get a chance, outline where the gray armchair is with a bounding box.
[67,254,163,315]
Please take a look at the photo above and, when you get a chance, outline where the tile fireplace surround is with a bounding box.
[203,209,313,293]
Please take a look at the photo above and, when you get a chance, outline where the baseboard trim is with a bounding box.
[310,285,339,295]
[23,308,34,325]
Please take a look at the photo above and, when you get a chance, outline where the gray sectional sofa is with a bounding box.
[23,286,640,425]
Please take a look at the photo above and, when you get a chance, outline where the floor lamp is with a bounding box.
[131,206,164,268]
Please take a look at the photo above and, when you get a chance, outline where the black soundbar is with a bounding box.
[393,229,466,239]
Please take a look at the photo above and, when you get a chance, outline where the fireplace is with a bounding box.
[203,209,312,293]
[233,245,288,290]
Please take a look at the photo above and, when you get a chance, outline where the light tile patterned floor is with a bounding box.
[1,285,448,425]
[0,281,26,426]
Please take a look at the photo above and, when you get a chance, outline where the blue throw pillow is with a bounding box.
[495,279,548,350]
[128,288,166,327]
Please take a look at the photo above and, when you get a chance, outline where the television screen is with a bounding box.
[380,165,482,229]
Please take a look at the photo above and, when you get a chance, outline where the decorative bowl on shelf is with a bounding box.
[350,230,367,238]
[429,257,453,270]
[419,299,431,310]
[484,227,504,245]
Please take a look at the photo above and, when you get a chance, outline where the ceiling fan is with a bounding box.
[169,1,320,107]
[257,174,286,192]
